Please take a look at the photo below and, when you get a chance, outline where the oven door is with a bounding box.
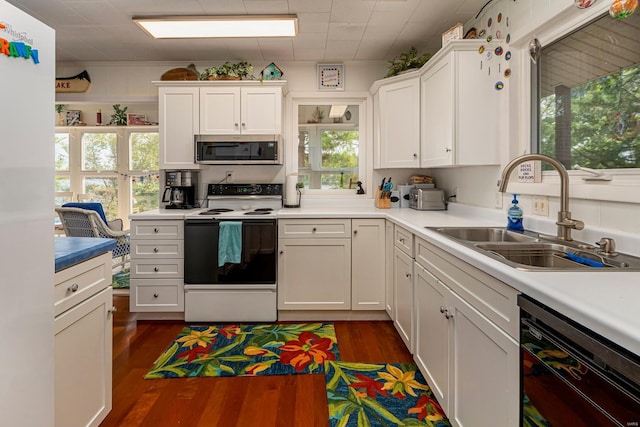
[184,218,277,285]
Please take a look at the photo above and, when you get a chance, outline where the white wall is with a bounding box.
[1,1,55,425]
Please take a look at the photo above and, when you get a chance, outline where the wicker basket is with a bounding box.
[207,75,242,80]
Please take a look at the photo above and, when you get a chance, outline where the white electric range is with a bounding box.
[183,183,282,322]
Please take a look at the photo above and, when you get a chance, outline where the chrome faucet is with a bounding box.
[498,154,584,241]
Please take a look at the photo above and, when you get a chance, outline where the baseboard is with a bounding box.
[277,310,391,321]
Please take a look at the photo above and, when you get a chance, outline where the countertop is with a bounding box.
[55,237,117,272]
[131,204,640,356]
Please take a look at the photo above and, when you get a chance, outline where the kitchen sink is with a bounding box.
[431,227,539,243]
[427,226,640,271]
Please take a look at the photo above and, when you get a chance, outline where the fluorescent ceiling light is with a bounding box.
[329,105,348,118]
[133,15,298,38]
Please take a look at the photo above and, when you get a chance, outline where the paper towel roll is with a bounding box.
[285,174,299,207]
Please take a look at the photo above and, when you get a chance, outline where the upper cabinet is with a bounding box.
[155,81,286,169]
[372,73,421,168]
[158,86,200,170]
[421,41,504,167]
[370,40,505,169]
[200,86,283,135]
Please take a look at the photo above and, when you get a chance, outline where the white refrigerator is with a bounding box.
[0,1,55,425]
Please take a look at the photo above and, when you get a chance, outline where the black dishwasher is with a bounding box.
[519,295,640,426]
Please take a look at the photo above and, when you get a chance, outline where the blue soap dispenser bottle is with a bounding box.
[507,194,524,231]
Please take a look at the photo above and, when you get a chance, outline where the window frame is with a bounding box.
[287,92,372,198]
[54,125,159,225]
[511,2,640,204]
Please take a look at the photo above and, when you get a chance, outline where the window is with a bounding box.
[296,104,362,191]
[54,127,159,224]
[534,11,640,170]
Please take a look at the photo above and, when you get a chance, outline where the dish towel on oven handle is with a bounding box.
[218,221,242,267]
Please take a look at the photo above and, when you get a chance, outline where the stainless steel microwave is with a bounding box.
[195,134,282,165]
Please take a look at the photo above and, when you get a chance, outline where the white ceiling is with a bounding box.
[7,0,487,62]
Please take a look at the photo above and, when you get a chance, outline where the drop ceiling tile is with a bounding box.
[327,23,366,41]
[355,42,394,60]
[362,24,401,41]
[287,0,332,13]
[330,1,374,24]
[294,48,327,60]
[325,40,359,60]
[297,13,330,33]
[293,34,326,49]
[243,1,289,14]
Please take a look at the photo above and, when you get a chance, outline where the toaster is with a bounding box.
[408,188,447,210]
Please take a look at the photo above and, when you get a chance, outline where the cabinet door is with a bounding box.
[352,219,385,311]
[449,292,520,427]
[159,87,200,169]
[55,287,113,427]
[421,55,453,167]
[200,87,241,134]
[278,238,352,310]
[241,87,282,134]
[454,50,501,166]
[378,78,421,168]
[393,247,413,352]
[385,221,395,319]
[414,264,450,414]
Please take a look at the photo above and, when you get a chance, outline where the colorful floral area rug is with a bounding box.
[111,268,129,289]
[145,323,339,379]
[325,361,451,427]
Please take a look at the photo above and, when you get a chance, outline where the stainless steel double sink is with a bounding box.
[427,227,640,271]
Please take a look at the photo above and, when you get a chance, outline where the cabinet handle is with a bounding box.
[445,148,452,152]
[399,238,405,243]
[153,293,159,298]
[241,122,246,127]
[405,272,411,278]
[312,227,317,232]
[67,283,79,292]
[153,247,159,253]
[154,267,159,272]
[445,310,454,320]
[153,228,159,233]
[234,122,239,127]
[353,230,358,236]
[413,153,418,159]
[279,250,284,255]
[108,306,117,314]
[439,306,446,313]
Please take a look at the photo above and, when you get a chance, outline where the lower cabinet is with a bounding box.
[413,238,520,427]
[54,253,113,427]
[277,237,352,309]
[393,246,414,352]
[277,218,386,311]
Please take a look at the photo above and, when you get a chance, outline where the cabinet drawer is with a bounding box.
[131,240,184,258]
[394,225,414,257]
[278,219,351,238]
[130,279,184,312]
[54,252,111,317]
[415,237,520,339]
[130,220,184,239]
[130,259,183,279]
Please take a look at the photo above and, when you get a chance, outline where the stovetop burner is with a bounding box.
[199,208,234,216]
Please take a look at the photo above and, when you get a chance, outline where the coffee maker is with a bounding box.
[162,170,199,209]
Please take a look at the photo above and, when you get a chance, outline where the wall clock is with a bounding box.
[317,64,344,90]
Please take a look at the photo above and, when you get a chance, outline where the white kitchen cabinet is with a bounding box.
[384,220,395,319]
[200,85,283,135]
[278,237,352,310]
[351,219,386,311]
[394,246,414,352]
[414,237,520,427]
[158,86,199,169]
[130,219,185,313]
[54,252,113,427]
[420,40,504,167]
[372,73,421,168]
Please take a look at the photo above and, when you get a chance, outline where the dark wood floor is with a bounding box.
[102,295,413,427]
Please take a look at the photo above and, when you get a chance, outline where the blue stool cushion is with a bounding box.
[62,202,109,224]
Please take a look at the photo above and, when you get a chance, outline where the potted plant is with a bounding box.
[55,104,67,126]
[385,47,432,78]
[109,104,128,126]
[200,61,254,80]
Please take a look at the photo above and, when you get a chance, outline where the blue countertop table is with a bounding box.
[55,237,117,272]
